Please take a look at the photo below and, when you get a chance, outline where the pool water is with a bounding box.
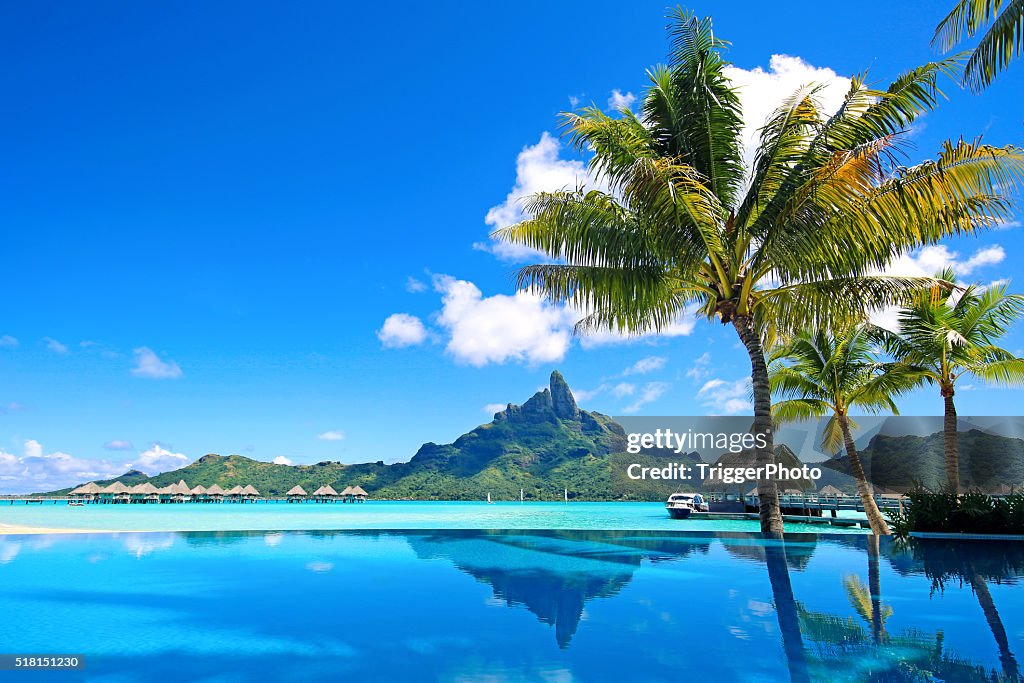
[0,501,869,534]
[0,530,1021,682]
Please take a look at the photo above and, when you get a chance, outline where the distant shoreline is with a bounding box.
[0,523,126,535]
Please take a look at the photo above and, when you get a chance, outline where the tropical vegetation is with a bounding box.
[871,269,1024,492]
[768,324,924,534]
[889,486,1024,535]
[935,0,1024,90]
[497,8,1024,533]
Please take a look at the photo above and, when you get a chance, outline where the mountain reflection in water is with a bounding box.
[1,529,1021,682]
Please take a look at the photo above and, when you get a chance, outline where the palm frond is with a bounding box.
[963,0,1024,90]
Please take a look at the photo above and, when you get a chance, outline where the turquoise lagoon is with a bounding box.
[0,501,869,534]
[1,527,1022,682]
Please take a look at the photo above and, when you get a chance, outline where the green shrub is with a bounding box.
[888,486,1024,536]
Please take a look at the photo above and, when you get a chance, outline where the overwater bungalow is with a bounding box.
[65,480,266,504]
[312,485,339,503]
[207,484,226,502]
[171,480,191,503]
[286,485,307,502]
[818,485,844,498]
[69,482,102,502]
[349,485,368,503]
[127,482,158,504]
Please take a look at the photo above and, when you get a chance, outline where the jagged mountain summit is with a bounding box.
[51,371,629,500]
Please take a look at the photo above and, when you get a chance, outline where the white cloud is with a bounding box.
[317,430,345,441]
[475,132,605,261]
[885,244,1005,278]
[43,337,68,354]
[686,352,713,381]
[571,385,606,403]
[622,382,670,414]
[377,313,428,348]
[622,356,667,376]
[104,440,134,451]
[0,440,128,495]
[131,347,183,379]
[611,382,636,398]
[272,455,294,466]
[131,444,190,476]
[608,89,636,111]
[405,276,428,293]
[872,244,1007,331]
[0,335,18,348]
[724,54,851,172]
[382,275,698,367]
[483,403,507,415]
[577,305,698,348]
[433,274,574,367]
[697,378,752,415]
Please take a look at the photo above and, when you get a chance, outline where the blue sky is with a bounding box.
[2,1,1023,492]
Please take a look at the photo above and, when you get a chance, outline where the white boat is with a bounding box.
[665,492,708,519]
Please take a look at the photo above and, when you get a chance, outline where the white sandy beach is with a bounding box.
[0,523,123,535]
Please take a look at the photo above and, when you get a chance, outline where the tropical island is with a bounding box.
[44,371,1024,531]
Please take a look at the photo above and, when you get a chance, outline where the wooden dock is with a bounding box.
[690,511,870,529]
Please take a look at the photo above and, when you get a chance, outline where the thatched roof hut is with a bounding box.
[241,484,260,497]
[286,485,307,497]
[226,485,244,497]
[312,485,338,497]
[207,484,226,496]
[70,482,102,495]
[818,485,844,497]
[103,481,129,494]
[339,486,354,496]
[191,485,208,495]
[349,485,368,499]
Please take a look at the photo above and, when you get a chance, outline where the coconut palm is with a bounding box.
[497,9,1024,533]
[768,325,923,534]
[934,0,1024,91]
[873,268,1024,492]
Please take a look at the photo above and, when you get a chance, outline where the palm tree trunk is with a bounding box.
[733,314,784,534]
[838,415,890,535]
[867,534,884,645]
[969,567,1019,681]
[943,388,960,492]
[765,541,811,683]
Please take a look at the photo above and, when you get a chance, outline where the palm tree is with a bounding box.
[873,268,1024,492]
[497,9,1024,533]
[934,0,1024,91]
[768,325,923,534]
[844,535,892,645]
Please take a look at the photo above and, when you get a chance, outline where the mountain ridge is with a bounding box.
[48,371,633,499]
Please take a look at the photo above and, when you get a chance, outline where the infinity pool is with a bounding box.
[0,530,1020,681]
[0,501,869,534]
